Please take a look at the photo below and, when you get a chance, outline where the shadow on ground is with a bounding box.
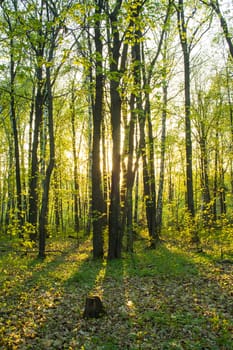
[1,240,232,349]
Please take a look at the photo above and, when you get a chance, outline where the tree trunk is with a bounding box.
[199,123,211,225]
[136,34,158,247]
[125,93,136,252]
[92,0,105,258]
[108,1,125,259]
[38,65,55,259]
[71,85,80,236]
[207,0,233,59]
[177,0,195,218]
[9,37,23,230]
[213,129,219,222]
[157,82,168,233]
[28,65,44,237]
[108,78,122,259]
[226,64,233,194]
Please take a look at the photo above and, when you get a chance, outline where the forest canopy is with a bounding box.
[0,0,232,259]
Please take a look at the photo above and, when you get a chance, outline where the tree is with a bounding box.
[38,0,68,258]
[0,0,27,233]
[192,88,213,225]
[91,0,105,258]
[156,33,170,234]
[107,0,127,259]
[176,0,195,219]
[200,0,233,59]
[133,0,172,245]
[13,0,74,255]
[70,81,80,236]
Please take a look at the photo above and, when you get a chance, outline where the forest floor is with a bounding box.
[0,235,233,350]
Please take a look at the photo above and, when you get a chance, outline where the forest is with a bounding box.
[0,0,233,349]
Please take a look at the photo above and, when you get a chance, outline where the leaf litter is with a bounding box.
[0,239,232,349]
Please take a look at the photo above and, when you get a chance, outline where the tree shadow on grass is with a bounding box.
[1,241,232,349]
[0,238,105,349]
[63,243,233,350]
[69,256,126,350]
[120,243,233,349]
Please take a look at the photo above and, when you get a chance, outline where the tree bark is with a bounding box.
[125,93,136,252]
[201,0,233,59]
[28,64,44,236]
[71,84,80,236]
[108,1,124,259]
[92,0,105,258]
[137,34,158,247]
[9,36,23,230]
[157,82,168,233]
[177,0,195,218]
[38,64,55,259]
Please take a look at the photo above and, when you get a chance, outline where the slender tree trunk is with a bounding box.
[125,93,136,252]
[199,122,211,225]
[226,65,233,194]
[157,83,168,233]
[204,0,233,59]
[213,128,219,222]
[28,65,44,237]
[38,65,55,259]
[219,143,226,216]
[53,164,62,232]
[177,0,195,219]
[86,28,94,236]
[5,135,14,228]
[27,1,46,239]
[101,120,108,224]
[71,85,80,236]
[108,77,122,259]
[92,0,105,258]
[144,92,158,246]
[135,33,158,247]
[134,169,139,225]
[9,37,23,230]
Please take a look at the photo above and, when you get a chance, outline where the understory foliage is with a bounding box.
[0,238,232,349]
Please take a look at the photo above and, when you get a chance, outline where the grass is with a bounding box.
[0,236,232,349]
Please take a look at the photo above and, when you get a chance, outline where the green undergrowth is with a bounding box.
[0,236,232,349]
[125,243,200,278]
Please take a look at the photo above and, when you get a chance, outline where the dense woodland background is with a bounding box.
[0,0,232,259]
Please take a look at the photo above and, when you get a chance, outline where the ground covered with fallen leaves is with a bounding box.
[0,237,233,349]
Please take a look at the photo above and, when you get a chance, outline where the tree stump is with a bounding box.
[83,295,105,318]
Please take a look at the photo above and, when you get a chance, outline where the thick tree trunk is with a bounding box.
[107,1,125,259]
